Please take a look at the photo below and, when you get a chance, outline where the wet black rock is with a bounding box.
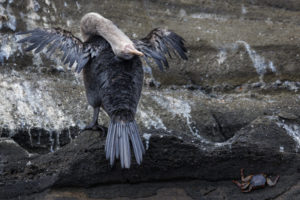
[1,115,299,199]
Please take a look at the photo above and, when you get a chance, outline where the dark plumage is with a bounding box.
[17,12,187,168]
[82,36,144,167]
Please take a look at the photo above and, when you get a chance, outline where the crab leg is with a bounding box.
[241,182,250,190]
[232,180,242,187]
[232,180,250,190]
[242,175,253,182]
[241,168,245,177]
[241,168,253,182]
[242,185,253,193]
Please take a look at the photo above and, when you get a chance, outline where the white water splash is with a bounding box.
[151,94,202,139]
[68,127,73,142]
[21,7,40,30]
[190,13,228,21]
[66,19,73,27]
[268,61,276,73]
[51,1,57,13]
[143,133,151,150]
[0,34,22,64]
[37,130,41,145]
[56,131,61,150]
[0,40,12,64]
[49,131,54,152]
[241,4,247,14]
[0,138,16,144]
[279,146,284,153]
[138,106,166,130]
[0,3,16,31]
[45,0,50,6]
[179,9,187,18]
[277,122,300,151]
[28,128,33,146]
[237,41,277,80]
[282,81,300,92]
[75,1,81,10]
[32,0,40,11]
[0,72,77,133]
[217,50,227,65]
[6,14,16,31]
[26,161,32,166]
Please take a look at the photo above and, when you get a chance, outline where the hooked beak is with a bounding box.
[124,44,144,56]
[128,49,144,56]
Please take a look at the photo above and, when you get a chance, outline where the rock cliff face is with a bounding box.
[0,0,300,199]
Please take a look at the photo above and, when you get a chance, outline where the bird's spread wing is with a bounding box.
[17,28,99,73]
[134,28,187,71]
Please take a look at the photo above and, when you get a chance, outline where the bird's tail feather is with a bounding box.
[105,120,145,168]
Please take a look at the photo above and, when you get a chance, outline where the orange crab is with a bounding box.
[232,168,280,192]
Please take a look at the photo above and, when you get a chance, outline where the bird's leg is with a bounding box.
[266,175,280,186]
[82,107,105,132]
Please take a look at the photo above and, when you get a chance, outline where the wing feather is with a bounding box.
[17,27,96,73]
[134,28,187,71]
[34,34,57,53]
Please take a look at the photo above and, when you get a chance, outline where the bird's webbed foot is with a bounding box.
[82,122,106,132]
[80,107,105,133]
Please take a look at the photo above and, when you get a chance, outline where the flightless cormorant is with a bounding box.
[18,12,187,168]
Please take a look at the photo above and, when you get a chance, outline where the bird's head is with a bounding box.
[81,12,144,60]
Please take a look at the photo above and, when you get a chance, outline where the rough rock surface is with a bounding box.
[1,116,300,199]
[0,0,300,199]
